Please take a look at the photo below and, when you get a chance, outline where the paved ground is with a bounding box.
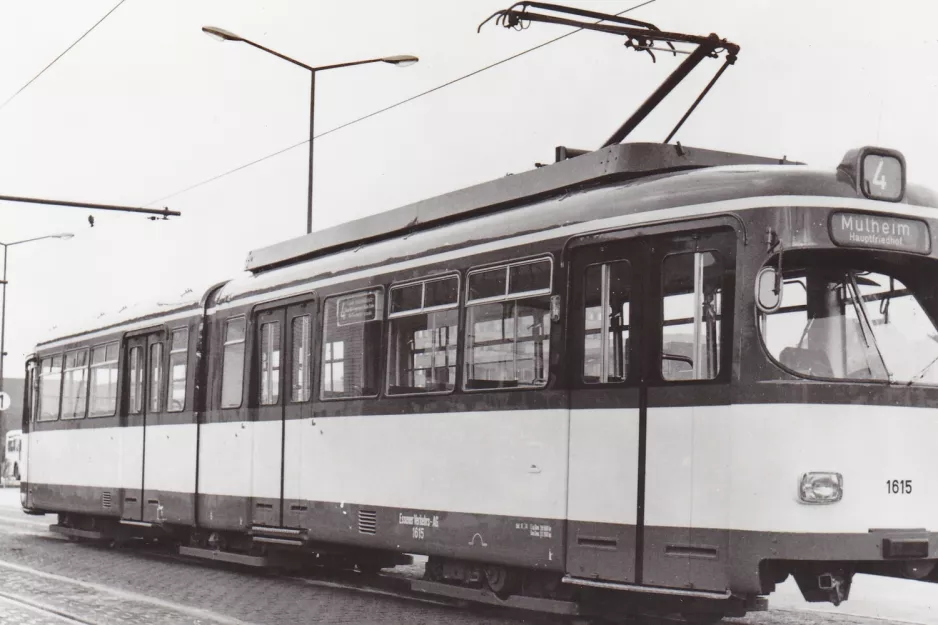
[0,487,934,625]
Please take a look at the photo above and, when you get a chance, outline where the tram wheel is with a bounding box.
[484,565,521,599]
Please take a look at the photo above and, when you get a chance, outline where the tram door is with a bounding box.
[121,330,163,522]
[565,224,735,590]
[251,299,315,528]
[565,238,643,582]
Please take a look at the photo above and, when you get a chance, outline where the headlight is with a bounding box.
[799,472,843,504]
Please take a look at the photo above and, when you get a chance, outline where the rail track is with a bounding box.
[0,512,694,625]
[0,590,99,625]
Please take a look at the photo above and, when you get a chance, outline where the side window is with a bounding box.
[661,251,724,381]
[149,343,164,412]
[321,290,383,399]
[128,346,144,414]
[28,360,40,423]
[323,341,345,395]
[221,317,246,408]
[61,349,89,419]
[259,321,282,405]
[583,261,631,383]
[167,329,188,412]
[89,342,119,417]
[464,258,552,390]
[291,315,311,402]
[387,275,459,395]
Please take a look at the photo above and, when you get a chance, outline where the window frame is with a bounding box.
[465,256,553,306]
[220,315,247,409]
[149,341,164,413]
[289,313,312,403]
[463,255,554,393]
[166,327,189,413]
[582,259,633,385]
[386,272,461,397]
[257,319,282,406]
[127,344,145,416]
[36,354,63,422]
[60,348,90,420]
[88,341,120,418]
[658,248,726,383]
[319,286,385,402]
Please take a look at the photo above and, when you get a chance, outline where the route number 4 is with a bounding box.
[886,479,912,495]
[871,159,888,191]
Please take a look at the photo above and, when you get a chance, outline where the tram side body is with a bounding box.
[20,169,938,610]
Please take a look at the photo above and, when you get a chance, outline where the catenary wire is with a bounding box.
[144,0,657,206]
[0,0,129,113]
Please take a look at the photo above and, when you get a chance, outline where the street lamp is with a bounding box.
[202,26,419,234]
[0,233,74,398]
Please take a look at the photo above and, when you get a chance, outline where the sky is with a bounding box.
[0,0,937,378]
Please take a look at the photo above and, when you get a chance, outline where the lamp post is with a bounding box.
[0,233,74,398]
[202,26,418,234]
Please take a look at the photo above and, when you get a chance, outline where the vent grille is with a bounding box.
[358,510,377,535]
[101,492,112,509]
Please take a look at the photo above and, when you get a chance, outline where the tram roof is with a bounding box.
[245,142,790,273]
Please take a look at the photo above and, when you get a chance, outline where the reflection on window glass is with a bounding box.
[661,251,723,381]
[760,265,938,384]
[167,329,188,412]
[291,315,311,402]
[61,349,89,419]
[128,346,143,414]
[221,317,246,408]
[468,267,507,301]
[149,343,163,413]
[388,276,458,394]
[259,321,281,405]
[322,290,382,399]
[509,260,551,294]
[38,355,62,421]
[583,261,631,383]
[465,259,552,390]
[89,342,119,416]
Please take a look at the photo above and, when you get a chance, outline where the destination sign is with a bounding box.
[337,291,379,326]
[829,212,931,254]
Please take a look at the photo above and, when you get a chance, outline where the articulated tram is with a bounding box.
[19,141,938,623]
[18,4,938,622]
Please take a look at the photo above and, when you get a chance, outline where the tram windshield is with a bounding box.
[759,252,938,385]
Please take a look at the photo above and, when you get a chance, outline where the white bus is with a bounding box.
[3,429,22,482]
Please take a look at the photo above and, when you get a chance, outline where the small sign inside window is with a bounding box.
[337,291,381,326]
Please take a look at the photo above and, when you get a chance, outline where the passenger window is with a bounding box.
[89,342,120,417]
[37,356,62,421]
[61,349,89,419]
[221,317,246,408]
[259,321,281,405]
[321,290,383,399]
[128,346,144,414]
[149,343,163,412]
[387,276,458,395]
[291,315,311,402]
[661,251,723,381]
[465,258,552,390]
[323,341,344,394]
[167,329,188,412]
[583,261,631,383]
